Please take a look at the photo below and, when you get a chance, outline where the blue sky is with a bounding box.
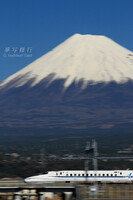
[0,0,133,81]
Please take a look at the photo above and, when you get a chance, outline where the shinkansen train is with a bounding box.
[25,170,133,184]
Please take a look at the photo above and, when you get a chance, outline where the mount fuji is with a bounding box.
[0,34,133,130]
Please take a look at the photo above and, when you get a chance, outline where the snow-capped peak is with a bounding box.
[1,33,133,88]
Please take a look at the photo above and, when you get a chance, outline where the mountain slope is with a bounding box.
[0,34,133,130]
[0,34,133,89]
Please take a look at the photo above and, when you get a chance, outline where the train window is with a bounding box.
[56,173,58,176]
[103,174,105,176]
[111,174,113,176]
[115,174,117,176]
[90,174,93,176]
[120,172,122,175]
[86,174,88,176]
[78,174,80,176]
[82,174,84,176]
[107,174,109,176]
[74,174,76,176]
[98,174,101,176]
[70,174,72,176]
[94,174,96,176]
[60,172,62,175]
[66,174,68,176]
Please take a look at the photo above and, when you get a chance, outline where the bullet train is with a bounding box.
[25,170,133,184]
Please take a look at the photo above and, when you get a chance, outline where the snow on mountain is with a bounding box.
[0,33,133,89]
[1,34,133,129]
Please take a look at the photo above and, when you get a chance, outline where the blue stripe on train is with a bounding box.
[54,176,132,178]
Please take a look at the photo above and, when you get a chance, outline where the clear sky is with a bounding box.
[0,0,133,81]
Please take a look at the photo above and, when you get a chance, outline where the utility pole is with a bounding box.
[85,141,90,181]
[40,148,46,173]
[92,139,98,198]
[84,140,98,198]
[92,139,98,172]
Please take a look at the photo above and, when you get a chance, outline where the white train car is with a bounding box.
[25,170,133,184]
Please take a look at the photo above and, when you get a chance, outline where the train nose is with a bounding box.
[24,178,28,183]
[24,178,30,183]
